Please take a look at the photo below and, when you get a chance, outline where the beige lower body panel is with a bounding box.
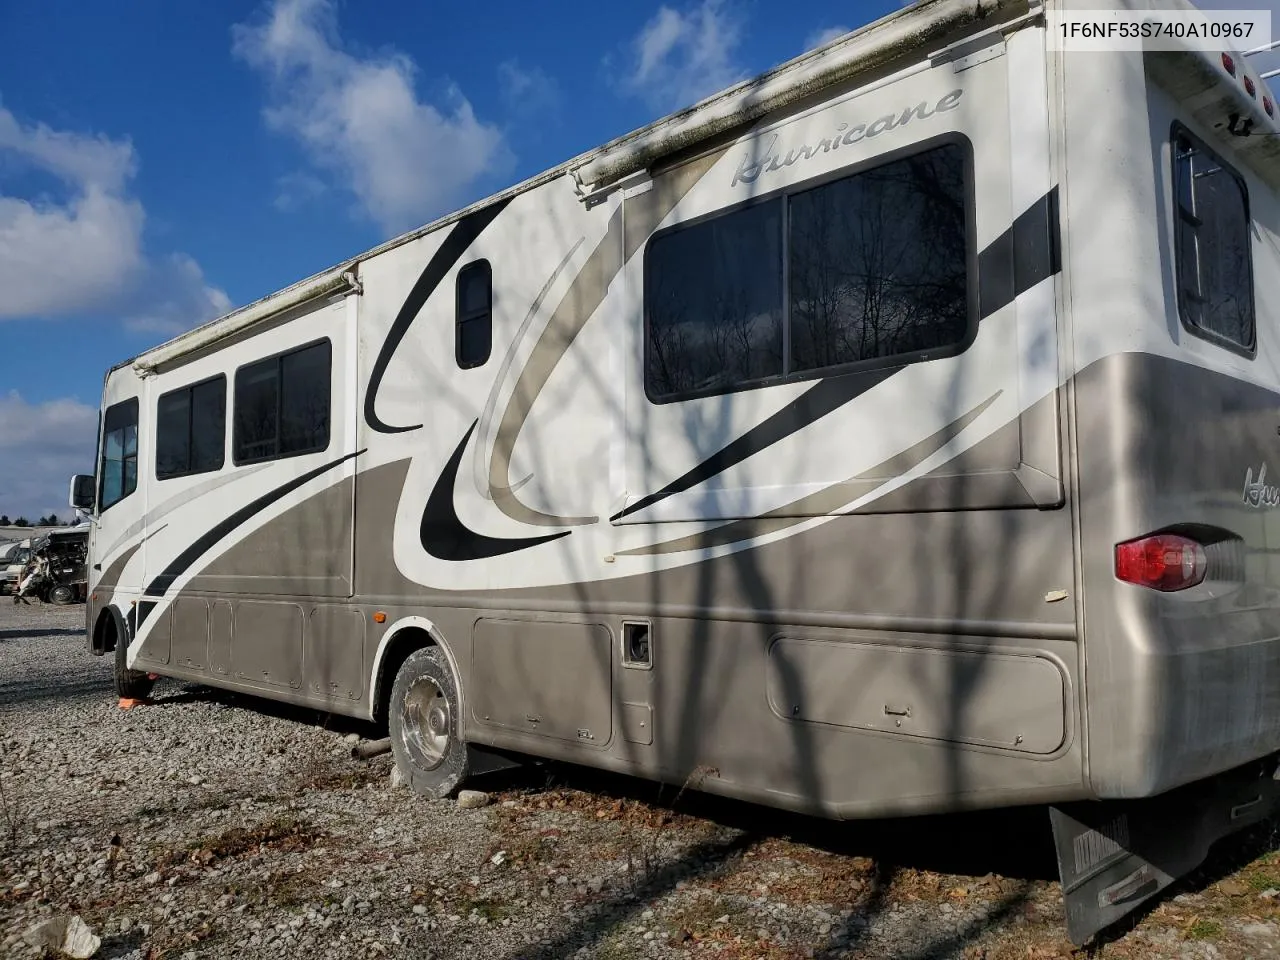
[135,591,1085,819]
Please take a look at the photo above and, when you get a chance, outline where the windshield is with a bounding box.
[99,397,139,511]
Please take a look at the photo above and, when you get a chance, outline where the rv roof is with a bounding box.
[120,0,1032,376]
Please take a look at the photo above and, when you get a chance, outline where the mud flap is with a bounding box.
[1051,753,1280,945]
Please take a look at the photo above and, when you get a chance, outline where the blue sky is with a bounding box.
[0,0,892,520]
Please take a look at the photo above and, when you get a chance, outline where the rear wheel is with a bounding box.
[388,646,469,799]
[113,624,154,701]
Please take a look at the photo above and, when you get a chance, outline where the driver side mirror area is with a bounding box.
[69,474,95,511]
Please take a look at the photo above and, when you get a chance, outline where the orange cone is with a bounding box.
[118,698,145,710]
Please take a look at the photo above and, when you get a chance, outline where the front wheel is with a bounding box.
[388,646,469,799]
[49,584,75,605]
[113,627,154,701]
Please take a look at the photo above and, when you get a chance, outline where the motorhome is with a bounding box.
[71,0,1280,942]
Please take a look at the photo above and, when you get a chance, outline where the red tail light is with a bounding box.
[1223,52,1237,76]
[1245,76,1257,98]
[1115,534,1207,592]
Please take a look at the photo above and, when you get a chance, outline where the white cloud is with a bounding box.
[233,0,514,236]
[498,60,561,118]
[0,108,135,193]
[0,187,144,318]
[273,170,327,212]
[0,105,229,330]
[126,254,234,336]
[0,391,98,523]
[620,0,748,113]
[804,25,850,50]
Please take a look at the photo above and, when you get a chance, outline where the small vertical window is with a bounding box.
[99,397,139,511]
[156,375,226,479]
[1172,126,1255,353]
[456,260,492,369]
[233,339,331,464]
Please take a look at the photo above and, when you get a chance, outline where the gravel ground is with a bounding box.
[3,604,1280,960]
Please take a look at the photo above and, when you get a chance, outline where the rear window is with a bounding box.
[1172,125,1255,354]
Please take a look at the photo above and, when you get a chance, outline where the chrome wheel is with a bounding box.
[403,677,450,769]
[388,646,470,799]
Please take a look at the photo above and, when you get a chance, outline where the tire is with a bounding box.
[113,624,154,701]
[388,646,469,799]
[49,584,74,605]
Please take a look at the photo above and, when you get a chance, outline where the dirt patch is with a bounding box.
[155,816,328,872]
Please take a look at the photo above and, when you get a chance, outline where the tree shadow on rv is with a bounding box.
[497,105,1065,959]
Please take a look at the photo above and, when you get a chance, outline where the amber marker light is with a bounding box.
[373,612,387,624]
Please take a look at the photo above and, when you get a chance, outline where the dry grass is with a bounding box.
[154,816,327,872]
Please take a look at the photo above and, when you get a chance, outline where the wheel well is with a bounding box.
[373,626,437,729]
[93,608,119,654]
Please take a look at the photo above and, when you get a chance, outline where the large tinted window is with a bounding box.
[1173,127,1254,352]
[156,376,226,479]
[789,147,969,371]
[645,140,971,403]
[646,202,784,398]
[99,398,139,511]
[233,340,331,464]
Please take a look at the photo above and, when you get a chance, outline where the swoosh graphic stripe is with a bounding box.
[488,145,732,527]
[616,391,1000,556]
[612,187,1061,523]
[100,462,274,561]
[611,370,897,522]
[93,541,141,596]
[976,185,1059,319]
[422,421,571,561]
[475,238,586,501]
[142,450,364,598]
[365,198,512,435]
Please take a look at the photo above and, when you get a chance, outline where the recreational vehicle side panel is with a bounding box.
[1065,35,1280,797]
[87,1,1097,820]
[339,30,1091,817]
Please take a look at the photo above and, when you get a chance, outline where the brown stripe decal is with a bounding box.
[423,420,571,560]
[615,391,1000,556]
[485,145,731,528]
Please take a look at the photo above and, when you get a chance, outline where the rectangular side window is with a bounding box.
[647,201,784,398]
[233,339,331,464]
[456,260,492,369]
[156,375,226,480]
[99,397,139,511]
[644,139,973,403]
[789,144,969,371]
[1172,126,1255,353]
